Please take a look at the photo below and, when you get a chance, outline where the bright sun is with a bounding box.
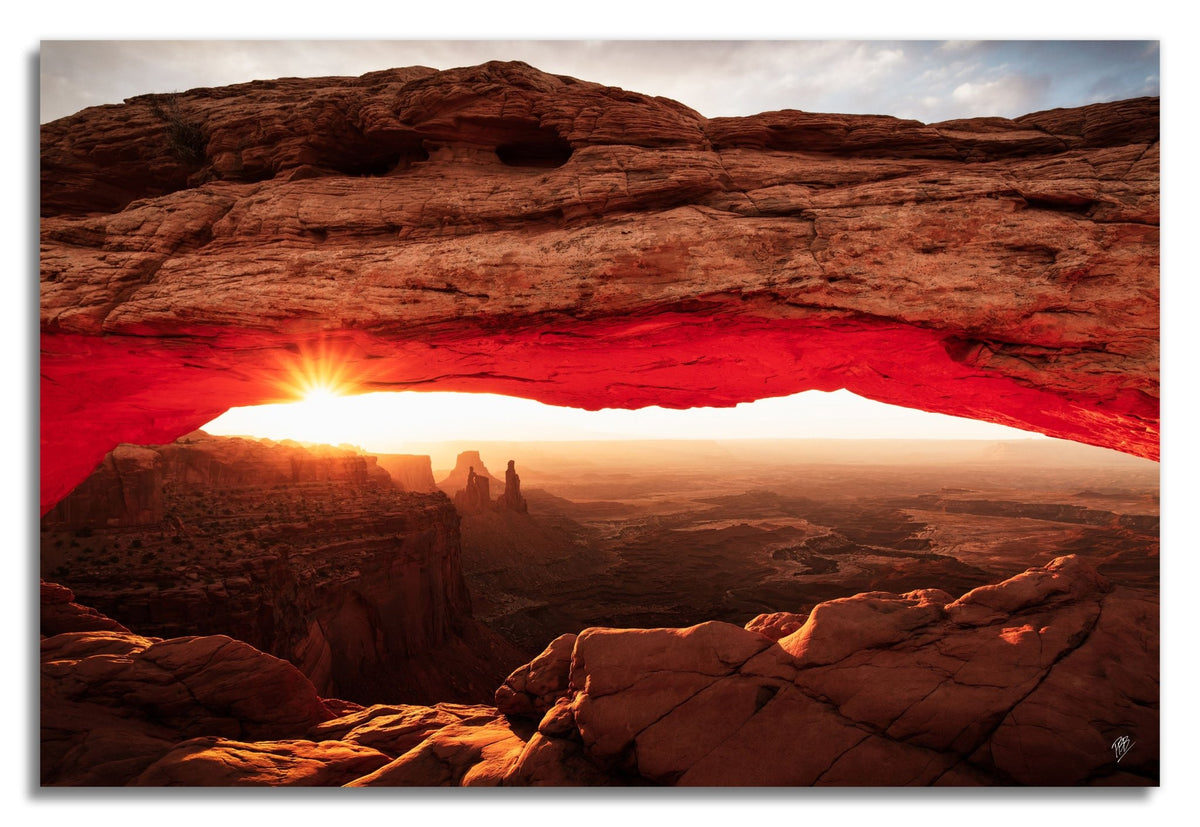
[302,385,341,405]
[261,379,356,446]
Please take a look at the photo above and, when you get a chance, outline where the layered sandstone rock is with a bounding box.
[41,554,1154,786]
[42,627,335,785]
[40,581,131,637]
[40,62,1159,513]
[499,555,1157,786]
[43,430,390,530]
[494,632,577,718]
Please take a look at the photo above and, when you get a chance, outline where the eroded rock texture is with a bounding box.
[41,555,1157,786]
[42,430,391,530]
[40,62,1159,513]
[41,432,523,704]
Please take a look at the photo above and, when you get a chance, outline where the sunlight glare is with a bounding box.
[203,389,1047,453]
[263,339,368,408]
[303,385,341,405]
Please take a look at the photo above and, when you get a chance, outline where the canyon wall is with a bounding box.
[40,62,1159,514]
[374,453,438,493]
[43,431,390,530]
[42,433,523,704]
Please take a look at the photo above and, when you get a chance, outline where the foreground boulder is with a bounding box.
[41,555,1157,786]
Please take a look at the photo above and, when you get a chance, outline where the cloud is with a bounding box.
[39,40,1159,124]
[950,74,1052,117]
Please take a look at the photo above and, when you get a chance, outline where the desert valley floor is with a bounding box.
[40,434,1159,786]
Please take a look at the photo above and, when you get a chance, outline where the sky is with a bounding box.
[39,39,1159,125]
[203,389,1046,452]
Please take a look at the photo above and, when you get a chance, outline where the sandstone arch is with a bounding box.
[40,62,1159,513]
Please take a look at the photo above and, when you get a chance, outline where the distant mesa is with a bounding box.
[443,451,528,515]
[42,430,393,531]
[438,451,498,495]
[373,454,438,493]
[455,466,493,513]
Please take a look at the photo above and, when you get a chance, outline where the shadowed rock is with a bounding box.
[499,460,528,513]
[41,433,527,706]
[41,551,1156,786]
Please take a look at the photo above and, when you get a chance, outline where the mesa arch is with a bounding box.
[40,62,1159,514]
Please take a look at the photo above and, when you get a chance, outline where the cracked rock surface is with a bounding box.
[42,554,1157,786]
[40,62,1158,513]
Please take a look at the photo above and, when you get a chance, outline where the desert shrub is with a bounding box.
[148,94,206,165]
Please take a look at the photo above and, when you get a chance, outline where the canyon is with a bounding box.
[42,432,524,704]
[445,439,1158,654]
[39,62,1159,787]
[41,433,1159,785]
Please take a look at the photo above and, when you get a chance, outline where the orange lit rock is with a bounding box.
[551,556,1155,785]
[495,632,576,718]
[744,610,808,641]
[130,737,392,786]
[40,556,1157,786]
[40,62,1158,516]
[41,626,335,784]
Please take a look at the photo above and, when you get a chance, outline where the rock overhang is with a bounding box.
[39,62,1159,513]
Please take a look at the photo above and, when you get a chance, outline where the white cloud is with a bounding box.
[38,40,1154,125]
[950,75,1049,117]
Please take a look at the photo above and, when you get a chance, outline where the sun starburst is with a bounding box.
[273,339,363,403]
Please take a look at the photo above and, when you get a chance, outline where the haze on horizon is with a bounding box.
[202,388,1048,454]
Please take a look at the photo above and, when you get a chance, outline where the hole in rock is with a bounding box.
[330,144,431,177]
[431,116,573,168]
[496,136,573,168]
